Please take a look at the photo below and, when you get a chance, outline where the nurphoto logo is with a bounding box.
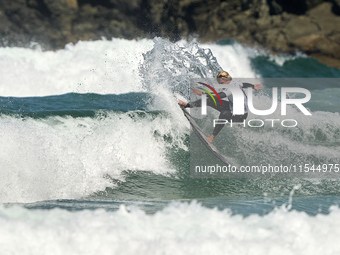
[197,81,312,128]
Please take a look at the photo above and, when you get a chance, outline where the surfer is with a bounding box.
[178,71,263,143]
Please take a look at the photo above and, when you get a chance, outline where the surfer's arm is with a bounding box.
[242,83,254,89]
[242,83,263,90]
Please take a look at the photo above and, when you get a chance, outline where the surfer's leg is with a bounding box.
[190,98,230,143]
[206,135,215,143]
[188,99,201,107]
[212,110,233,137]
[206,109,232,143]
[232,113,248,123]
[212,112,248,137]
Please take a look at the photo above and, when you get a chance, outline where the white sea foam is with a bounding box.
[199,41,260,78]
[0,38,154,96]
[1,202,340,255]
[0,111,186,203]
[0,37,323,98]
[0,38,263,97]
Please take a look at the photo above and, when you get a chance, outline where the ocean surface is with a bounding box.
[1,37,340,254]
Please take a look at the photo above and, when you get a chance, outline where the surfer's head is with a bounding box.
[217,71,232,84]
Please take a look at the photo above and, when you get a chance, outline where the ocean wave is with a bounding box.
[0,110,187,203]
[1,201,340,255]
[0,38,154,97]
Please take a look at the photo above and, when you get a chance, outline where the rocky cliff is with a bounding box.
[1,0,340,68]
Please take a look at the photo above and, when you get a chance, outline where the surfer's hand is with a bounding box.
[254,84,263,90]
[192,88,203,95]
[178,100,188,107]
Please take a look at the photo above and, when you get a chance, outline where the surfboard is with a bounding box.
[180,106,231,166]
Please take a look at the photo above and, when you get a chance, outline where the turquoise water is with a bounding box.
[1,92,339,212]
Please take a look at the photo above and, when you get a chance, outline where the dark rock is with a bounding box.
[295,35,340,58]
[273,0,325,14]
[0,0,340,68]
[290,3,340,64]
[283,16,319,44]
[268,0,283,15]
[265,29,292,52]
[109,0,141,14]
[308,2,340,35]
[333,0,340,14]
[42,0,78,15]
